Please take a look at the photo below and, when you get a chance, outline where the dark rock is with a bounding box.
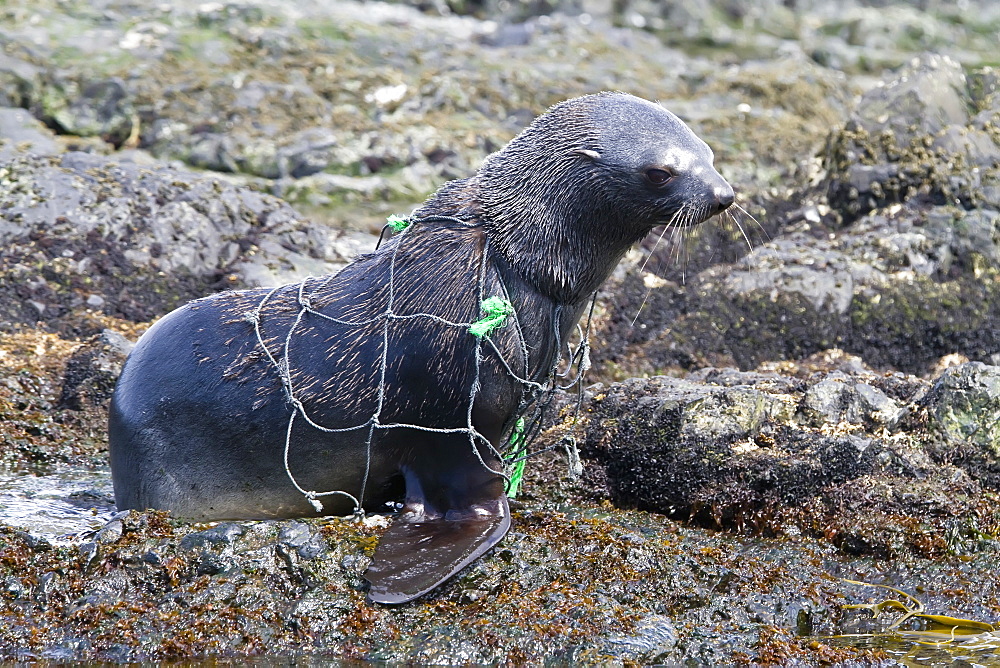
[194,552,234,576]
[94,519,123,546]
[480,21,535,47]
[0,151,352,334]
[825,55,1000,222]
[274,127,340,179]
[179,523,245,550]
[38,76,136,147]
[556,362,993,563]
[58,330,133,410]
[36,571,56,603]
[184,132,239,173]
[3,577,27,601]
[279,521,327,560]
[78,541,98,571]
[15,532,52,552]
[800,370,900,427]
[580,374,879,527]
[921,362,1000,478]
[0,52,40,109]
[856,55,969,135]
[596,196,1000,378]
[40,639,91,661]
[67,488,115,507]
[0,108,59,156]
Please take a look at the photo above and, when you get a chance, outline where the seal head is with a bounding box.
[474,92,733,304]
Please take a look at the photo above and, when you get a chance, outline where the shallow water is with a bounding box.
[829,633,1000,667]
[0,467,116,544]
[826,613,1000,666]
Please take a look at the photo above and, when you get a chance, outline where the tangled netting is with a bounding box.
[245,215,594,515]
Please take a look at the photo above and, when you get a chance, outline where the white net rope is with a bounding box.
[245,214,593,515]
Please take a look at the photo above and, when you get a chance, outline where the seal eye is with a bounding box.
[645,168,674,186]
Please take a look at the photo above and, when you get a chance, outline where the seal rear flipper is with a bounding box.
[364,495,511,604]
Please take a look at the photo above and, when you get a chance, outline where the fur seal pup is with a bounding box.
[108,92,734,604]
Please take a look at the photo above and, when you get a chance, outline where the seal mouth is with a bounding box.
[661,216,709,229]
[659,197,732,229]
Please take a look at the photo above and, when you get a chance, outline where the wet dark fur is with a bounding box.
[108,92,733,602]
[110,221,561,519]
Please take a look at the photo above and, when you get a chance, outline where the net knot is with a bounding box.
[563,436,583,478]
[469,296,514,338]
[505,417,527,499]
[579,339,592,373]
[304,491,324,512]
[386,214,410,232]
[279,364,296,402]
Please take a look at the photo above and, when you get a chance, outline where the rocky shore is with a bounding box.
[2,0,1000,664]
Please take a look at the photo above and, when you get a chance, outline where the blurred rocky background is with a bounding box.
[1,0,1000,664]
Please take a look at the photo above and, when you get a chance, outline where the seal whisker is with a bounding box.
[727,208,755,255]
[638,223,670,275]
[730,200,769,250]
[630,285,653,328]
[630,202,690,326]
[671,206,692,283]
[630,204,699,327]
[731,200,767,237]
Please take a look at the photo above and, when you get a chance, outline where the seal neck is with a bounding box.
[413,173,645,306]
[492,208,640,305]
[478,171,647,305]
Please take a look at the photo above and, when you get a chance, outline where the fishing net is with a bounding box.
[243,214,593,515]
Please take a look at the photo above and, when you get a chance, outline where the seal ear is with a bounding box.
[572,149,601,161]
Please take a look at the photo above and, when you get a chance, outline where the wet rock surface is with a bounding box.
[825,55,1000,223]
[1,0,1000,665]
[575,357,1000,562]
[0,151,366,337]
[0,508,906,664]
[57,330,133,411]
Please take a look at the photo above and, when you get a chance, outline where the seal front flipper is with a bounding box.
[365,479,510,604]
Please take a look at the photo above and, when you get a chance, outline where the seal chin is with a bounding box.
[656,191,735,230]
[661,219,698,230]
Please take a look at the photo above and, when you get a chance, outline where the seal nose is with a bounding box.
[714,183,735,212]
